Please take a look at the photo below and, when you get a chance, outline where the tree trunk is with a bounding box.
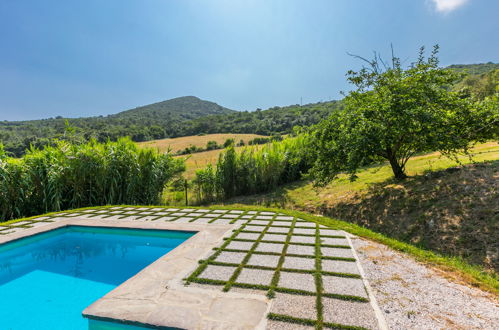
[388,156,407,180]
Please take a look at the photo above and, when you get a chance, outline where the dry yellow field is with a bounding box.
[137,133,267,153]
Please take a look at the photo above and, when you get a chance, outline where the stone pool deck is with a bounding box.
[0,207,387,330]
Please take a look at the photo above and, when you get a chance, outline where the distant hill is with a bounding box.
[0,96,235,156]
[448,63,499,99]
[112,96,234,120]
[447,62,499,75]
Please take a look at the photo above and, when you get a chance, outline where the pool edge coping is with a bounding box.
[0,217,271,329]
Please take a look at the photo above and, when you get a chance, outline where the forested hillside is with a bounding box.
[0,62,496,157]
[0,97,340,157]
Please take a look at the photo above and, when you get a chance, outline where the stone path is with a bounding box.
[1,207,385,329]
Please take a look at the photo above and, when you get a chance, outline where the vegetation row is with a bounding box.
[0,138,183,221]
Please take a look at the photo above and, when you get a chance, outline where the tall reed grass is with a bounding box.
[0,138,184,221]
[193,135,312,202]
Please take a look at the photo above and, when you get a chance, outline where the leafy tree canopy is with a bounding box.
[311,45,498,183]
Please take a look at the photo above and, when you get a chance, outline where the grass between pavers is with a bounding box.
[3,204,497,295]
[222,215,275,291]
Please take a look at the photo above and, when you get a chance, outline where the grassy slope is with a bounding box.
[224,142,499,272]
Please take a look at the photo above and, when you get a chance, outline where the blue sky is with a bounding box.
[0,0,497,120]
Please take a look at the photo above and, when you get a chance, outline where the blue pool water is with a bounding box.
[0,226,194,330]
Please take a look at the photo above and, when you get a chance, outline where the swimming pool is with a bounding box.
[0,226,194,330]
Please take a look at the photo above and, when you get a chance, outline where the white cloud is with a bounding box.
[431,0,470,13]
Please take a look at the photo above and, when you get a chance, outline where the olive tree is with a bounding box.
[311,45,497,183]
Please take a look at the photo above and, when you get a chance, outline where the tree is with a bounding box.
[311,45,497,183]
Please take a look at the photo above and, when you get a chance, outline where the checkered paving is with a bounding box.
[1,207,379,329]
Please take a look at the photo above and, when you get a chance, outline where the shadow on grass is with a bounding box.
[323,160,499,273]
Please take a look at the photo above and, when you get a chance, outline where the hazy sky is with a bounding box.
[0,0,497,120]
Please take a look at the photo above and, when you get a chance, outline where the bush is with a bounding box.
[0,138,184,221]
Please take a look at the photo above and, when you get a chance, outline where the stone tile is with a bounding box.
[196,209,210,213]
[293,228,316,235]
[247,211,258,214]
[278,272,316,292]
[237,232,260,240]
[213,210,228,213]
[286,244,316,256]
[322,276,367,298]
[215,252,247,264]
[221,214,239,219]
[259,212,275,215]
[266,226,290,234]
[171,212,187,216]
[282,256,315,270]
[192,217,212,224]
[229,210,244,214]
[249,220,270,226]
[140,216,160,221]
[199,265,236,281]
[275,216,294,221]
[272,221,292,227]
[290,236,315,244]
[165,208,179,211]
[102,215,122,220]
[294,222,316,228]
[12,221,32,226]
[232,219,248,225]
[245,225,265,232]
[322,298,377,329]
[255,243,284,253]
[203,213,219,218]
[174,217,194,223]
[236,268,274,286]
[246,254,280,268]
[262,234,287,242]
[270,293,317,320]
[26,222,52,228]
[182,208,195,212]
[255,215,273,220]
[157,216,176,221]
[226,241,253,251]
[241,215,254,219]
[321,247,354,259]
[322,260,360,275]
[187,213,204,217]
[212,219,232,225]
[319,229,344,236]
[320,237,349,246]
